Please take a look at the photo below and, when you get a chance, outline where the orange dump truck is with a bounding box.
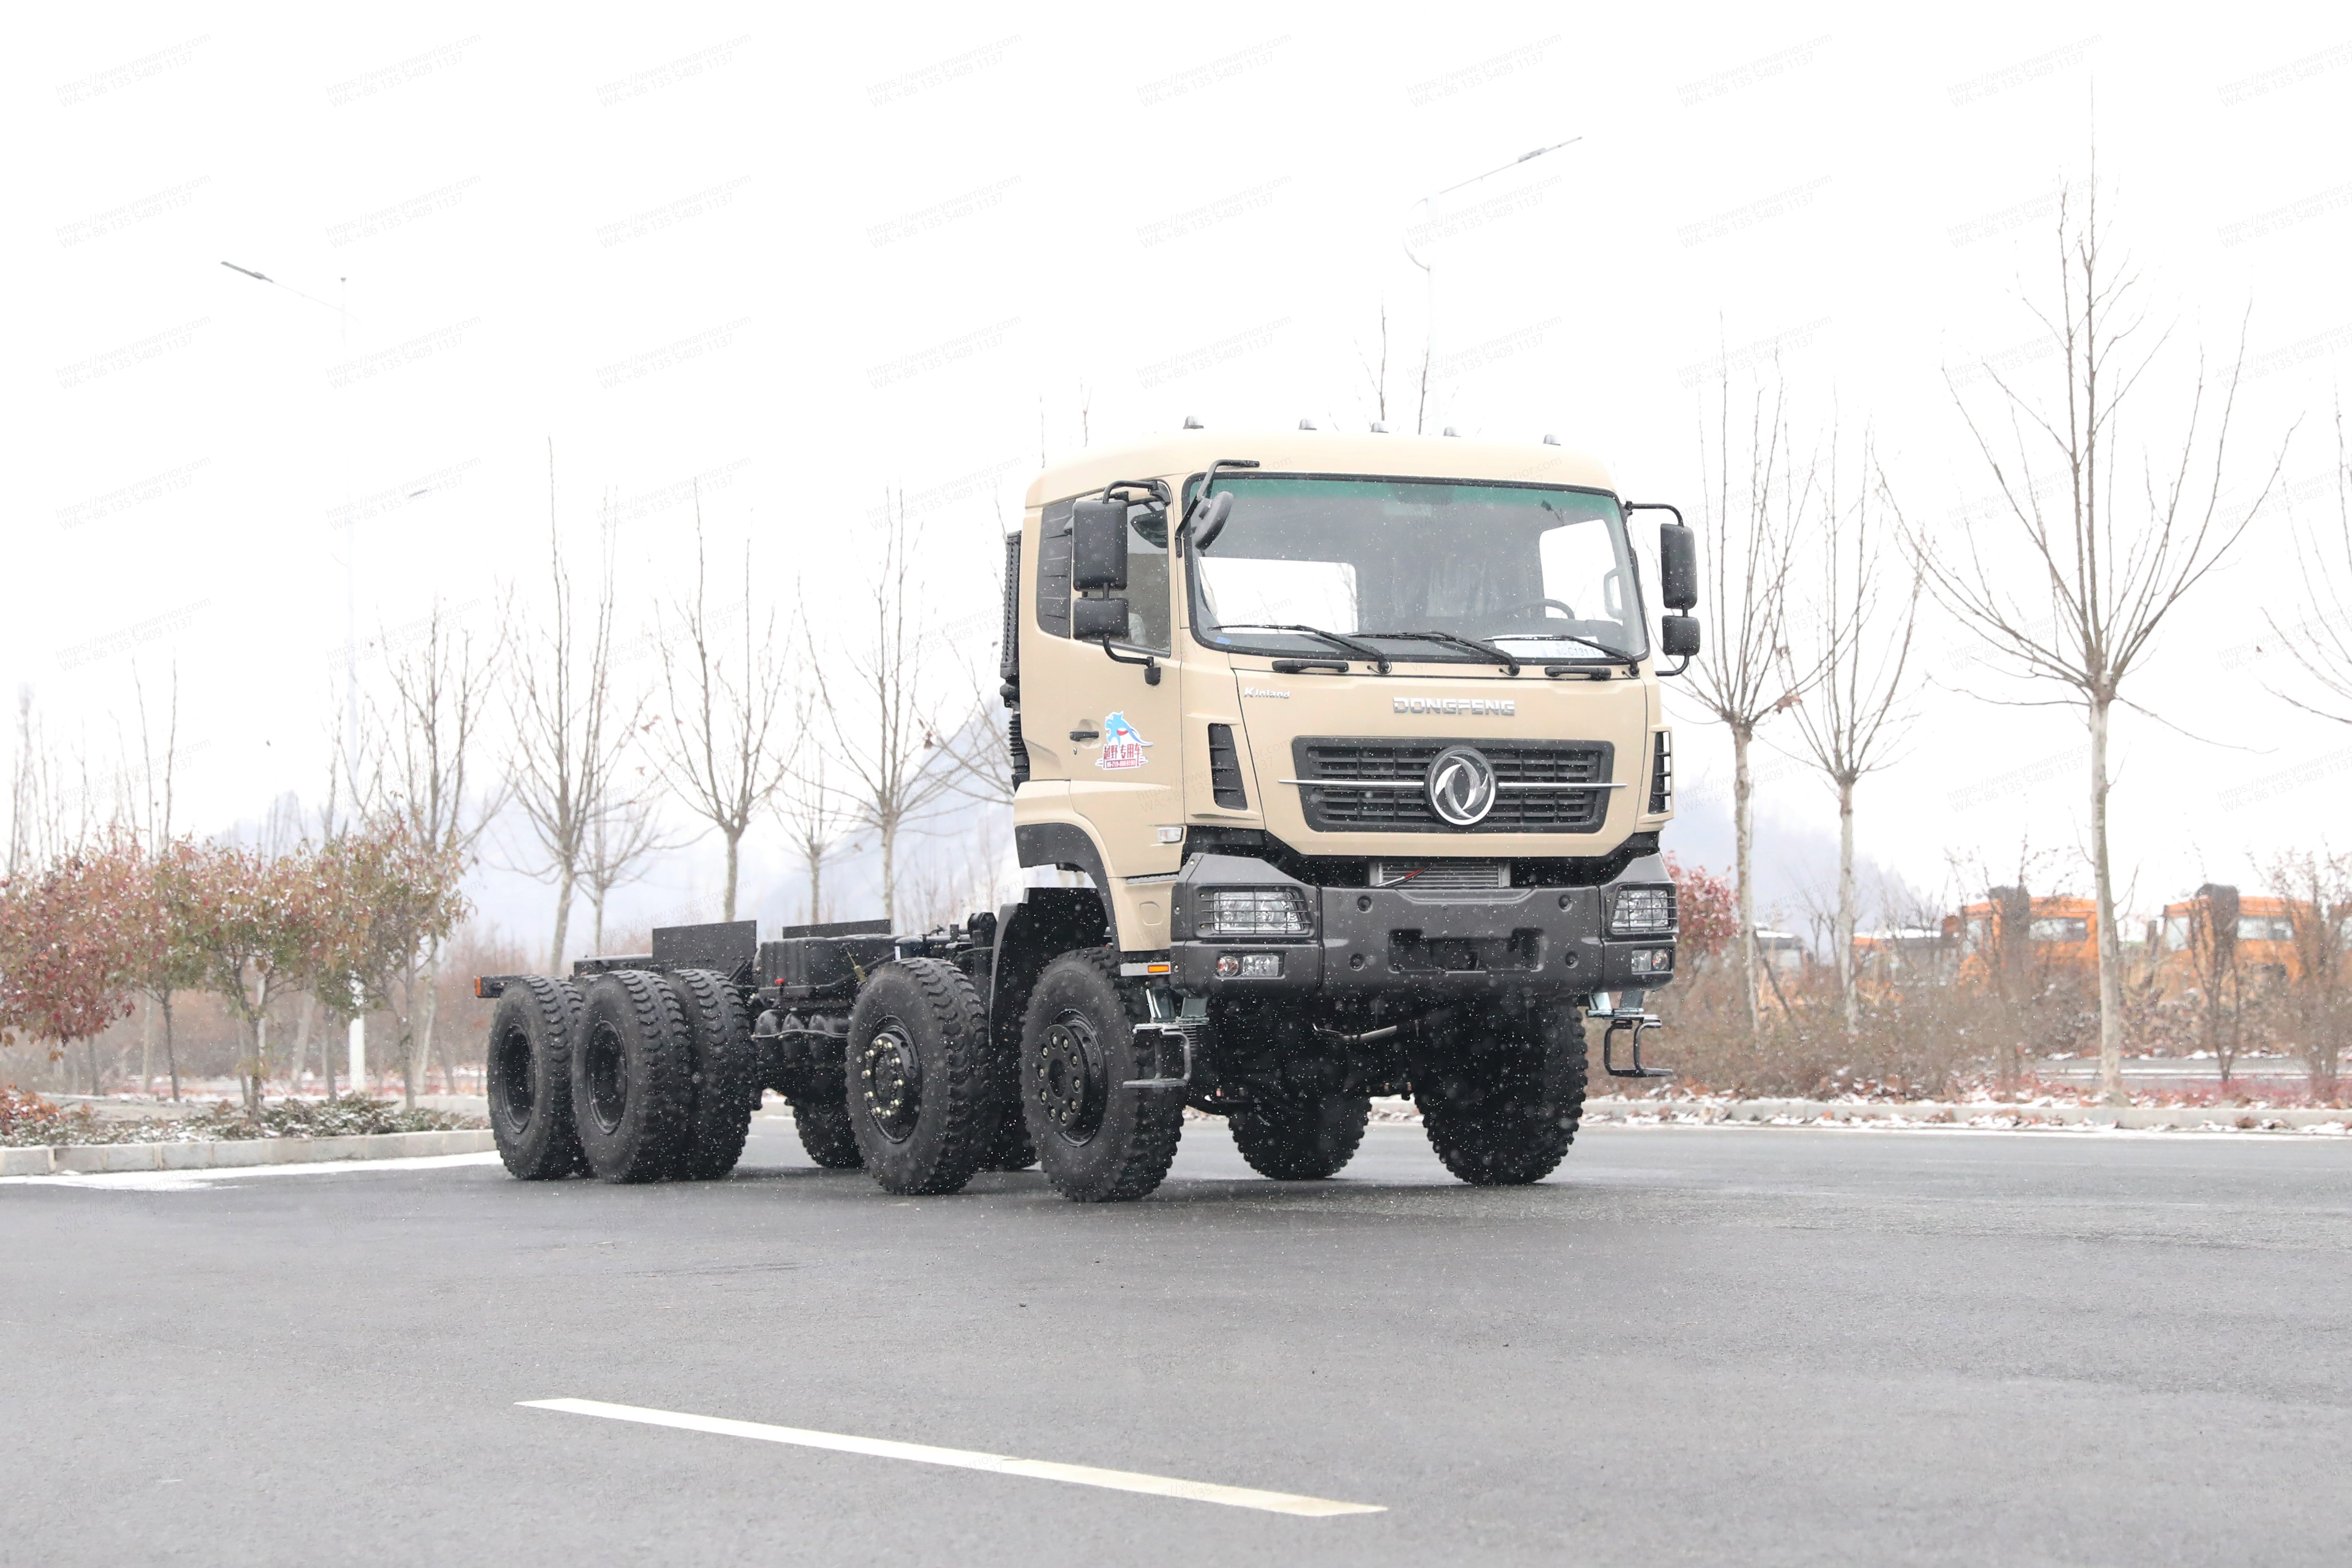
[1948,890,2100,990]
[2150,886,2305,995]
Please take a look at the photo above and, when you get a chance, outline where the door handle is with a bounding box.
[1069,728,1100,742]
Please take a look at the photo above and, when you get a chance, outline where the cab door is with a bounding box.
[1028,492,1187,878]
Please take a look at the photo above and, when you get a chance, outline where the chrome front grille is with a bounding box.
[1287,738,1615,834]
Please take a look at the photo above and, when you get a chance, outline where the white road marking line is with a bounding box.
[0,1152,503,1190]
[520,1398,1384,1518]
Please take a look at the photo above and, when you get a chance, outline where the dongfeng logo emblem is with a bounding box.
[1424,746,1498,826]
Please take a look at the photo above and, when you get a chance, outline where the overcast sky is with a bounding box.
[11,2,2351,940]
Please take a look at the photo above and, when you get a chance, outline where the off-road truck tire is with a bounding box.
[978,1112,1038,1172]
[1417,1002,1588,1186]
[791,1099,864,1168]
[1230,1087,1371,1181]
[843,958,995,1195]
[1020,950,1184,1203]
[668,968,759,1180]
[487,976,588,1179]
[573,971,696,1183]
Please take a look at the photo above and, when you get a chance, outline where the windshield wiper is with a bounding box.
[1209,623,1393,675]
[1354,630,1522,676]
[1498,631,1639,669]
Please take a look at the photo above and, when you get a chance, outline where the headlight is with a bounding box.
[1199,887,1312,937]
[1610,884,1677,936]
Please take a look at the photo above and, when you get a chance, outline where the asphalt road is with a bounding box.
[6,1118,2350,1567]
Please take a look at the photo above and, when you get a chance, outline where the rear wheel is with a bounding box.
[668,969,758,1180]
[487,977,587,1180]
[791,1100,864,1168]
[1416,1002,1588,1186]
[843,958,995,1195]
[572,972,696,1183]
[1020,951,1183,1203]
[1230,1087,1370,1181]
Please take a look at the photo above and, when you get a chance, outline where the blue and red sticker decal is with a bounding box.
[1096,712,1153,770]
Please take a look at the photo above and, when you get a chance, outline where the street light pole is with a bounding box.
[1401,135,1581,432]
[220,258,365,1096]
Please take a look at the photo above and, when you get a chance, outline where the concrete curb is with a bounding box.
[3,1129,496,1177]
[1584,1097,2352,1131]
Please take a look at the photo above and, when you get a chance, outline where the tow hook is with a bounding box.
[1599,1009,1672,1079]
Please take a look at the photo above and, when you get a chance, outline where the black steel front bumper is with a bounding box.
[1166,852,1677,1001]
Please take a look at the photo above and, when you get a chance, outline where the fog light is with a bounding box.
[1625,947,1673,975]
[1215,954,1240,977]
[1610,885,1677,936]
[1215,952,1281,978]
[1200,887,1312,936]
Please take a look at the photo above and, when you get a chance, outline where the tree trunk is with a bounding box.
[880,814,898,929]
[412,947,442,1110]
[2089,696,2127,1104]
[163,993,179,1101]
[808,848,824,927]
[549,866,576,974]
[723,829,741,922]
[1837,774,1857,1038]
[293,995,315,1097]
[141,995,156,1097]
[1732,724,1760,1037]
[244,1011,266,1119]
[85,1037,103,1098]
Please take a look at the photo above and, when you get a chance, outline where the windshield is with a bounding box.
[1186,475,1647,663]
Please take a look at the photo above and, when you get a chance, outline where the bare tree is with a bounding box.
[1782,434,1923,1034]
[1906,183,2288,1104]
[128,664,185,1097]
[507,451,641,972]
[2267,848,2351,1099]
[2269,400,2352,721]
[580,793,672,953]
[369,598,504,1107]
[927,520,1021,811]
[1682,371,1816,1036]
[811,497,966,928]
[649,502,792,920]
[777,715,855,926]
[7,687,69,876]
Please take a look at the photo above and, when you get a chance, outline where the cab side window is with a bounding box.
[1124,501,1171,654]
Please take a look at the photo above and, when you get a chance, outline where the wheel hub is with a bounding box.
[858,1022,922,1143]
[1036,1013,1106,1142]
[491,1024,534,1128]
[585,1019,629,1135]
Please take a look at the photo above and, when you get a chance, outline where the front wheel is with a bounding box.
[1416,1002,1588,1186]
[1020,951,1183,1203]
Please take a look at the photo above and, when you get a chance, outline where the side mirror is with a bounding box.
[1188,491,1234,552]
[1658,523,1698,611]
[1073,596,1129,641]
[1661,615,1702,658]
[1071,498,1127,592]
